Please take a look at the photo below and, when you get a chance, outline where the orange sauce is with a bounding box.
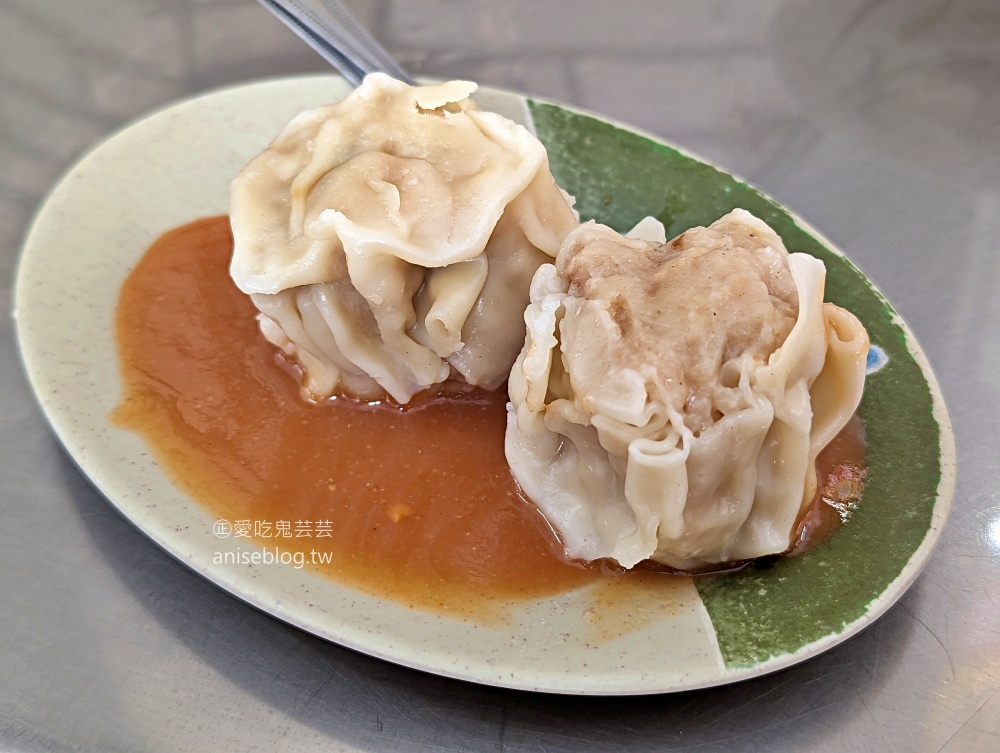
[112,216,865,619]
[112,217,600,618]
[792,413,868,554]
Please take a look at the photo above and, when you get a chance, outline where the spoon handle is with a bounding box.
[258,0,414,86]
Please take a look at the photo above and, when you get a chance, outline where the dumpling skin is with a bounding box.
[505,209,869,570]
[230,73,578,402]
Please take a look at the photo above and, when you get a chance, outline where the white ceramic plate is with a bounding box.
[14,75,954,694]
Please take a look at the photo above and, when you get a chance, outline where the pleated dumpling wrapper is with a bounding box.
[505,209,870,570]
[230,73,578,403]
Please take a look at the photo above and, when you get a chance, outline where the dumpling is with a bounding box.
[505,209,869,570]
[230,73,578,403]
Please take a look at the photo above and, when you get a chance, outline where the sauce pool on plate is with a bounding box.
[112,217,601,618]
[112,216,865,619]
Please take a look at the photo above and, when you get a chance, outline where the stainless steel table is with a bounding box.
[2,1,997,750]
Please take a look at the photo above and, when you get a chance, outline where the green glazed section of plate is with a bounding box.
[528,101,941,667]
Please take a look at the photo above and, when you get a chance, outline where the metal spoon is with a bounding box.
[257,0,414,85]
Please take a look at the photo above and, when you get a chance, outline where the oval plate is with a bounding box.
[14,75,955,694]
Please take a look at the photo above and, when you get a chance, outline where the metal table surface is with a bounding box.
[1,1,997,751]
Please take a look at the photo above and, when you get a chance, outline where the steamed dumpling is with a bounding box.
[505,209,869,570]
[230,73,578,402]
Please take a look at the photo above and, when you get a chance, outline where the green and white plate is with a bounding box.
[14,75,954,694]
